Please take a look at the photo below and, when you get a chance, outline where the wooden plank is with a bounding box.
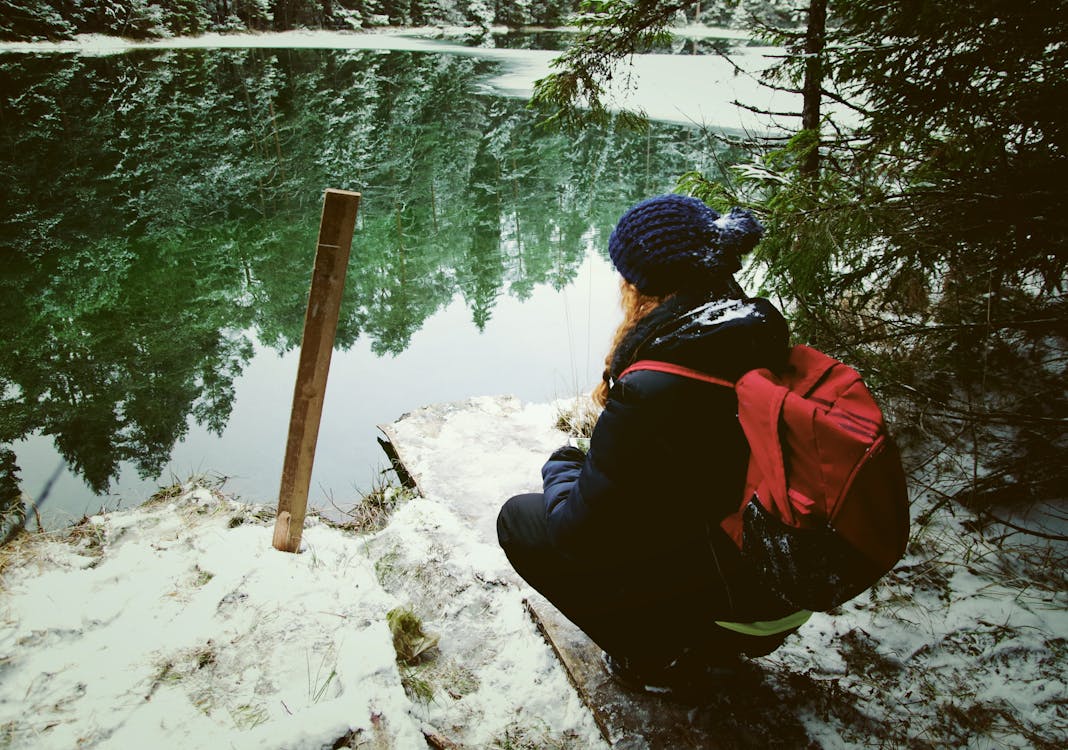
[524,596,813,750]
[524,595,708,750]
[273,189,361,553]
[376,423,426,498]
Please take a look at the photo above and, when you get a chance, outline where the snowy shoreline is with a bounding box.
[0,486,603,748]
[0,24,754,55]
[3,395,1065,748]
[0,27,793,131]
[0,397,604,749]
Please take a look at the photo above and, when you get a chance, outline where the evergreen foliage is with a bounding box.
[0,448,24,544]
[0,0,582,39]
[748,0,1067,516]
[0,1,74,39]
[530,0,686,130]
[529,0,797,130]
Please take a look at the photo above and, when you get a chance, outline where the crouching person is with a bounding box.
[497,195,808,698]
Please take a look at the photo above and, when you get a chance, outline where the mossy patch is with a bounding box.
[387,607,438,666]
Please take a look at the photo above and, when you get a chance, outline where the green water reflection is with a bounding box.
[0,46,738,514]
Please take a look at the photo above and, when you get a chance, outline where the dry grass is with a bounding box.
[491,720,584,750]
[1,475,245,590]
[0,529,45,582]
[331,475,415,536]
[144,472,227,507]
[553,396,601,439]
[0,514,107,586]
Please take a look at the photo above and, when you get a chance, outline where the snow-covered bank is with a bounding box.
[0,423,604,749]
[0,29,793,131]
[3,395,1064,748]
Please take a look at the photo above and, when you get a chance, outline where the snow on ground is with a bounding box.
[0,400,606,750]
[0,28,799,132]
[383,397,1068,748]
[3,395,1065,748]
[381,396,565,544]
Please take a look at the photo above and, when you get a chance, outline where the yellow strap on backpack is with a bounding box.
[715,609,813,637]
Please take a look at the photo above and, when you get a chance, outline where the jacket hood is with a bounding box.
[610,291,790,383]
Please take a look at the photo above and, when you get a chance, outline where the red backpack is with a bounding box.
[621,345,910,611]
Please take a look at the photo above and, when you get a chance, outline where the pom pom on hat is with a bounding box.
[607,194,764,296]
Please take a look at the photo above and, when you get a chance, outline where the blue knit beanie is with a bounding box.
[607,194,764,296]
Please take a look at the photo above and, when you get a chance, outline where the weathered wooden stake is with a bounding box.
[273,189,360,553]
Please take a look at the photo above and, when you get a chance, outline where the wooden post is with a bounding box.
[273,189,361,553]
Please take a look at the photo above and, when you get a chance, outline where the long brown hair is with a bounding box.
[592,279,668,407]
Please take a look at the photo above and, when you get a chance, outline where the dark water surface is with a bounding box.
[0,44,739,526]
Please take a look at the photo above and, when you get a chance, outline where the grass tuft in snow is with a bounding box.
[424,658,480,700]
[307,649,339,705]
[146,659,181,699]
[145,641,219,705]
[0,469,164,576]
[399,665,435,706]
[144,480,189,507]
[192,565,215,587]
[491,720,582,750]
[54,515,109,566]
[329,728,364,749]
[144,472,227,507]
[0,529,44,582]
[229,703,269,731]
[194,644,217,671]
[553,396,600,439]
[333,475,416,535]
[373,547,402,587]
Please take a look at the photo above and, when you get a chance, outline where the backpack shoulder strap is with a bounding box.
[619,359,735,389]
[779,344,842,396]
[620,358,788,548]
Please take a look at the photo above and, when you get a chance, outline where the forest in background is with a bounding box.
[1,0,768,40]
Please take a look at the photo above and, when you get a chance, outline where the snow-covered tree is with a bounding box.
[0,0,73,40]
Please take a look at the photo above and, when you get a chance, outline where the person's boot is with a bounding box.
[601,650,742,701]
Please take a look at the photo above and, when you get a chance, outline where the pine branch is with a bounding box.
[532,0,693,126]
[731,100,803,118]
[983,513,1068,542]
[889,316,1065,334]
[713,50,804,94]
[819,87,871,116]
[744,15,806,43]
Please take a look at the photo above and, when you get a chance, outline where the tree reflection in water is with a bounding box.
[0,46,740,518]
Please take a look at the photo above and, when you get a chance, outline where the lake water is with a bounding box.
[0,34,749,527]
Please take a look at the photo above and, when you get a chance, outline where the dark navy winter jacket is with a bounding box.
[540,292,791,610]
